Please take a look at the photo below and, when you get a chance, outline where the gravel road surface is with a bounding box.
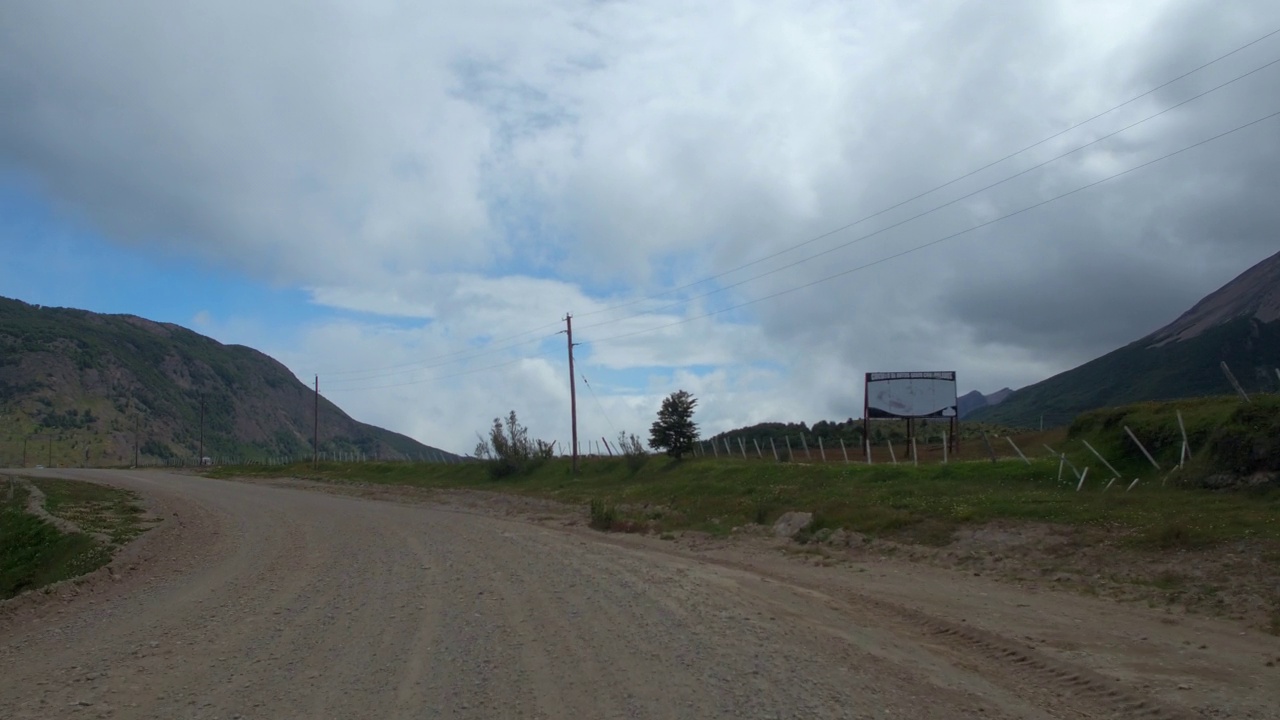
[2,470,1277,719]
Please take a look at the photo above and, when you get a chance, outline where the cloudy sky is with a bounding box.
[2,0,1278,454]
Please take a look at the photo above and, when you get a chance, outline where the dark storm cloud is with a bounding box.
[2,0,1278,442]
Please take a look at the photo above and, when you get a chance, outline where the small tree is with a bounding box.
[618,430,648,472]
[648,390,699,459]
[473,410,554,477]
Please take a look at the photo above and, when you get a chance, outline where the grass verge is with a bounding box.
[209,453,1280,548]
[1,477,150,600]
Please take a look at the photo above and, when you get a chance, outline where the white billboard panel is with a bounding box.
[865,371,957,419]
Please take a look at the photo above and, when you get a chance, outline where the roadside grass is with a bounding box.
[1066,395,1280,479]
[209,453,1280,548]
[0,477,150,600]
[33,477,151,545]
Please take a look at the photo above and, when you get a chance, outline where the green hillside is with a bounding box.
[0,297,457,466]
[972,316,1280,428]
[973,249,1280,428]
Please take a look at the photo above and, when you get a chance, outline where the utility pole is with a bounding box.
[313,375,319,467]
[198,394,205,465]
[562,314,579,473]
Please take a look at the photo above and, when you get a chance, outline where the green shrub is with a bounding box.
[589,498,616,530]
[1202,401,1280,476]
[618,431,648,473]
[473,411,556,479]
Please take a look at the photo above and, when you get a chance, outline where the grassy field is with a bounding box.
[208,396,1280,551]
[210,446,1280,550]
[0,476,150,599]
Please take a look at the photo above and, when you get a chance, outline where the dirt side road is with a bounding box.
[1,471,1277,719]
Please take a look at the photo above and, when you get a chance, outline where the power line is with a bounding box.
[580,373,620,436]
[572,26,1280,322]
[577,108,1280,348]
[312,26,1280,387]
[325,108,1280,390]
[573,52,1280,333]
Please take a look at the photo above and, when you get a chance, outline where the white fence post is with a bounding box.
[1124,426,1160,470]
[1006,436,1030,465]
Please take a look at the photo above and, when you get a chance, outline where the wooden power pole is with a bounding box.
[564,315,579,473]
[198,395,205,465]
[313,375,319,467]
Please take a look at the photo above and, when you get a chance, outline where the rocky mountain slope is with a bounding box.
[972,250,1280,427]
[0,297,456,465]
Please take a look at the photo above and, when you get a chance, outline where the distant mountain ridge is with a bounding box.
[957,388,1013,418]
[0,297,457,465]
[972,250,1280,427]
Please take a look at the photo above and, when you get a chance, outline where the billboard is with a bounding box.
[865,371,957,419]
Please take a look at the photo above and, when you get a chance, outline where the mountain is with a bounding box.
[957,388,1013,418]
[0,297,458,465]
[972,250,1280,427]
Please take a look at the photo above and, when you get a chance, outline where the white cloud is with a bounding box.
[4,0,1280,451]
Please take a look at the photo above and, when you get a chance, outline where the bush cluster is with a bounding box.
[473,411,555,478]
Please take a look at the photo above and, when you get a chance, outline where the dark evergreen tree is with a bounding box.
[648,390,699,459]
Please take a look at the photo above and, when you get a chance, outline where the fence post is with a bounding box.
[1081,439,1121,479]
[840,438,849,464]
[712,440,718,457]
[1005,436,1030,465]
[770,437,779,462]
[818,437,826,463]
[942,432,948,464]
[1220,361,1250,402]
[865,439,872,464]
[738,437,747,459]
[886,439,897,465]
[1176,410,1189,467]
[980,431,997,463]
[800,434,809,460]
[785,436,793,460]
[910,436,917,466]
[724,438,732,456]
[1124,426,1160,470]
[753,438,763,458]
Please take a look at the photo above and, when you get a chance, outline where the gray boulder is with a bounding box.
[772,511,813,538]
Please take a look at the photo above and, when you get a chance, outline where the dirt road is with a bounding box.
[2,470,1277,719]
